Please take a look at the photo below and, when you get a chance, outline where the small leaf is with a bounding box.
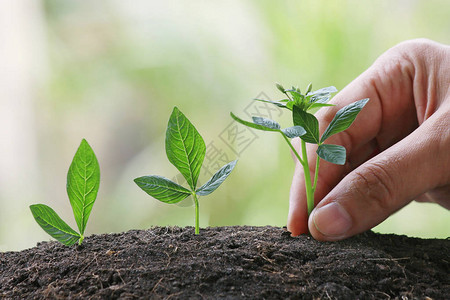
[30,204,81,246]
[253,98,287,108]
[292,106,320,144]
[134,175,192,204]
[230,113,280,132]
[307,102,335,114]
[310,86,338,96]
[281,126,306,138]
[320,98,369,143]
[317,144,346,165]
[286,89,303,106]
[286,101,294,110]
[306,83,313,94]
[310,94,331,104]
[166,107,206,190]
[252,116,281,130]
[196,160,237,196]
[67,139,100,235]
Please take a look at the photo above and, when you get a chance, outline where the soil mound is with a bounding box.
[1,226,448,299]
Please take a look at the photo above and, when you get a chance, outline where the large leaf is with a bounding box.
[67,139,100,235]
[281,126,306,138]
[320,98,369,143]
[230,112,280,132]
[317,144,346,165]
[252,116,281,130]
[292,106,320,144]
[196,160,237,196]
[30,204,81,246]
[134,175,191,204]
[166,107,206,190]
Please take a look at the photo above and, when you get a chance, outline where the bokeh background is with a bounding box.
[1,0,449,251]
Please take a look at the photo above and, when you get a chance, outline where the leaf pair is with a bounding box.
[134,107,237,234]
[30,139,100,246]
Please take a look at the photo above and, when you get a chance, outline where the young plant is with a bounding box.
[134,107,237,235]
[30,139,100,246]
[231,83,368,215]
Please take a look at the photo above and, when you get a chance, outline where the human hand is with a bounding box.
[287,39,450,241]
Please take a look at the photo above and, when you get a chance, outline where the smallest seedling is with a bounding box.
[30,139,100,246]
[134,107,237,235]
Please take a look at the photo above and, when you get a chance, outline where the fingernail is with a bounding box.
[312,202,352,238]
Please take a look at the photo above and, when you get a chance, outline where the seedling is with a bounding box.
[30,139,100,246]
[134,107,237,235]
[231,83,368,215]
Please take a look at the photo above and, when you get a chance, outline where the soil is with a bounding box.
[0,226,448,299]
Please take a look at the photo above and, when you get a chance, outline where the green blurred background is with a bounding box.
[1,0,449,251]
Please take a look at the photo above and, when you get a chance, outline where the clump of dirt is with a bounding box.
[1,226,448,299]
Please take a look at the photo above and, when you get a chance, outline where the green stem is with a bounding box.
[301,140,314,216]
[284,92,293,102]
[281,132,304,165]
[78,235,84,245]
[312,154,320,193]
[192,192,200,235]
[281,132,315,216]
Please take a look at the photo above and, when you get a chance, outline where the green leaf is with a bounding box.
[292,106,320,144]
[30,204,81,246]
[281,126,306,138]
[286,89,304,107]
[307,102,335,114]
[286,101,294,110]
[317,144,346,165]
[310,94,331,104]
[306,83,313,94]
[134,175,191,204]
[252,116,281,130]
[253,98,287,108]
[310,86,337,96]
[320,98,369,143]
[67,139,100,235]
[230,112,280,132]
[196,160,237,196]
[166,107,206,190]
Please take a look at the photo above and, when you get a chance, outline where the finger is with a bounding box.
[288,46,415,236]
[308,110,450,241]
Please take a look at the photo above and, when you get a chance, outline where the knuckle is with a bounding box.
[351,162,396,212]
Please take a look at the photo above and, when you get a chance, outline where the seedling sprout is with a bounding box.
[134,107,237,234]
[231,83,368,215]
[30,139,101,246]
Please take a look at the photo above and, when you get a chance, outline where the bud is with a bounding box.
[275,83,285,93]
[306,83,312,94]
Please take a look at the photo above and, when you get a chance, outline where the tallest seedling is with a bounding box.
[231,83,368,215]
[134,107,237,234]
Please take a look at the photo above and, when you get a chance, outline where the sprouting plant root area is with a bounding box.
[1,226,448,299]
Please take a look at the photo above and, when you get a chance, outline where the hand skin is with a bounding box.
[287,39,450,241]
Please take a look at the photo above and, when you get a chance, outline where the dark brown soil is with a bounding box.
[0,226,448,299]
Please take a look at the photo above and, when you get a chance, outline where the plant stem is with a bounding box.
[281,132,304,165]
[312,155,320,193]
[78,235,84,245]
[281,132,315,215]
[301,140,314,215]
[192,192,200,234]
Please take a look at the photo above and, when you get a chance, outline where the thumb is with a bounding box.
[308,111,449,241]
